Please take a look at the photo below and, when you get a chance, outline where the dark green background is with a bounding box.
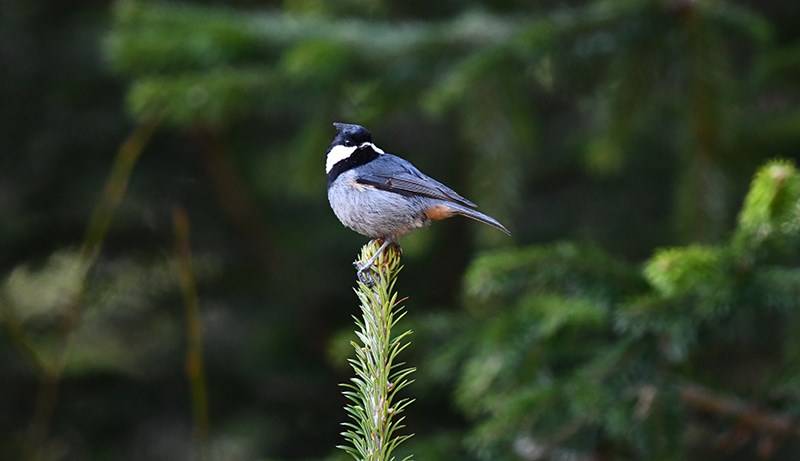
[2,0,800,460]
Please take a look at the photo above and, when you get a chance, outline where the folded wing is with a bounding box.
[355,153,477,208]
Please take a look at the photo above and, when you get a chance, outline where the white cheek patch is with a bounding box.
[361,142,385,154]
[326,142,386,173]
[326,144,358,173]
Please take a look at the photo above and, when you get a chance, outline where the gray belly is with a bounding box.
[328,171,429,239]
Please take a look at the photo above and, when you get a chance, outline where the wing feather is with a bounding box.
[354,154,477,208]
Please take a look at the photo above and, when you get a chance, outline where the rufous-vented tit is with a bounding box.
[326,122,511,282]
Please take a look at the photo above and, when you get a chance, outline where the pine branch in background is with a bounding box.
[439,159,800,460]
[173,208,210,461]
[339,241,415,461]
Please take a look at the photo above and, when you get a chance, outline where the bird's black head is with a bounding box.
[326,122,382,183]
[331,122,372,149]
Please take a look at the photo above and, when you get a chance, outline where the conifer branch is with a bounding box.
[339,241,415,461]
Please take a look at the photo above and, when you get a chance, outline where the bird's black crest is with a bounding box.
[332,122,372,147]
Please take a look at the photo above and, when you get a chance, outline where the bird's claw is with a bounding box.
[353,239,397,287]
[354,262,375,287]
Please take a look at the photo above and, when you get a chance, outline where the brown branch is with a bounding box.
[173,207,210,461]
[680,382,800,438]
[193,127,281,273]
[25,116,160,460]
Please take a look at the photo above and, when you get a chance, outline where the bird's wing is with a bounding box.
[355,154,477,208]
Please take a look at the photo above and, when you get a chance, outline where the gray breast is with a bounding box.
[328,169,430,239]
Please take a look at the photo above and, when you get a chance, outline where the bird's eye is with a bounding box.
[344,140,354,147]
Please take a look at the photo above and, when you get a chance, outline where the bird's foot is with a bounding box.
[353,239,395,287]
[354,261,376,287]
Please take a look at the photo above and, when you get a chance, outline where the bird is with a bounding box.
[326,122,511,283]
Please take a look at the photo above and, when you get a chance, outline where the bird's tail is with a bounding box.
[426,202,512,236]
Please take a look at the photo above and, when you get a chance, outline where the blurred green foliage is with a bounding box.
[3,0,800,460]
[440,160,800,460]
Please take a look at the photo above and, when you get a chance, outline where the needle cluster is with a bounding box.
[339,241,415,461]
